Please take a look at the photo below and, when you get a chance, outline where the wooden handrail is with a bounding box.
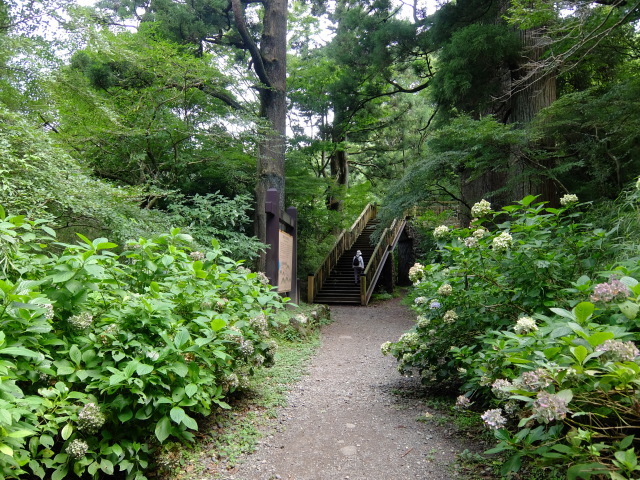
[360,217,406,305]
[308,204,377,303]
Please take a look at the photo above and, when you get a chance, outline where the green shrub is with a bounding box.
[383,195,613,387]
[0,207,286,480]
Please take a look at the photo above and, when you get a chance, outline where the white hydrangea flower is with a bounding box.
[455,395,472,410]
[443,310,458,324]
[414,296,428,305]
[146,350,160,361]
[409,263,425,283]
[189,251,205,261]
[473,228,487,239]
[471,199,491,218]
[433,225,449,239]
[481,408,507,430]
[250,313,269,334]
[399,332,420,346]
[491,379,513,399]
[67,312,93,330]
[492,232,513,252]
[437,284,453,296]
[380,341,392,356]
[41,304,54,320]
[464,237,478,248]
[77,403,106,434]
[66,439,89,459]
[416,315,431,328]
[560,194,579,206]
[239,339,254,356]
[252,354,265,366]
[257,272,270,285]
[514,316,538,335]
[224,373,240,390]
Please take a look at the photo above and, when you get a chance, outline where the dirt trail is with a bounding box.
[221,297,475,480]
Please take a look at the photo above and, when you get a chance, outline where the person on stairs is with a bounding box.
[353,250,365,284]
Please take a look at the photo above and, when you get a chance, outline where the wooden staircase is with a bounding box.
[312,219,379,305]
[307,203,406,306]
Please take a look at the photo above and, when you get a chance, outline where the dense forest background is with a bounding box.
[2,0,639,275]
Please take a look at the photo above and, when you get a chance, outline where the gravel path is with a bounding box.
[221,297,475,480]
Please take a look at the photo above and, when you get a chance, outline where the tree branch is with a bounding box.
[231,0,272,88]
[435,182,469,210]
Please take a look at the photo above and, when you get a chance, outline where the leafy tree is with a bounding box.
[50,29,255,200]
[288,0,433,211]
[381,0,640,223]
[531,73,640,201]
[0,0,71,112]
[94,0,288,270]
[0,104,171,244]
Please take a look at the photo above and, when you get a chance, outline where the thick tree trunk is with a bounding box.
[459,25,558,221]
[327,130,348,211]
[508,27,558,204]
[254,0,287,271]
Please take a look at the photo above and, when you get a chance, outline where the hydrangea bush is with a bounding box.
[383,193,640,477]
[384,195,612,387]
[0,207,286,480]
[453,284,640,477]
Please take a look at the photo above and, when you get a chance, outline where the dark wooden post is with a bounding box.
[286,206,298,304]
[382,251,395,293]
[265,188,280,286]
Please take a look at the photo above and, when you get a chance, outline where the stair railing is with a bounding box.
[307,203,377,303]
[360,216,406,305]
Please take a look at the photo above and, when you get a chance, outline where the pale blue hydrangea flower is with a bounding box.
[481,408,507,430]
[533,392,569,423]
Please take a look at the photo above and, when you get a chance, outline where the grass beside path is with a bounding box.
[150,316,322,480]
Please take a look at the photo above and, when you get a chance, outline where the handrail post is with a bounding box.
[307,274,315,303]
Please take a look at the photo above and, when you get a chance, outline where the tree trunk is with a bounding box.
[459,24,558,221]
[253,0,288,271]
[327,126,348,211]
[508,27,558,205]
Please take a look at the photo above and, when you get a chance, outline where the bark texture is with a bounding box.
[232,0,287,270]
[508,27,558,205]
